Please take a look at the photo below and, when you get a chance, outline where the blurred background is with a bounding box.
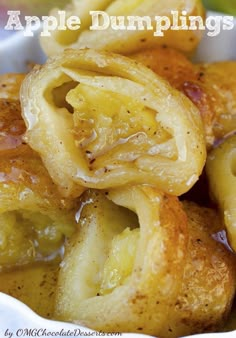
[0,0,67,39]
[203,0,236,15]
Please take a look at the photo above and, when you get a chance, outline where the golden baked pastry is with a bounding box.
[55,187,188,337]
[131,47,236,147]
[54,189,236,337]
[20,49,206,197]
[0,74,77,270]
[206,135,236,251]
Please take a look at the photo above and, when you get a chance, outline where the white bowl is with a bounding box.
[0,29,46,74]
[0,10,235,338]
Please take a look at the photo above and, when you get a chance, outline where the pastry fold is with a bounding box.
[20,49,206,197]
[54,188,236,337]
[0,74,77,270]
[55,187,188,336]
[193,62,236,145]
[171,201,236,337]
[130,48,236,148]
[206,135,236,251]
[40,0,204,56]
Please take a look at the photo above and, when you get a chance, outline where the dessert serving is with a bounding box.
[0,0,236,337]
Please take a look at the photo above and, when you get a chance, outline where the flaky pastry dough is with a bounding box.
[55,187,188,336]
[54,189,236,337]
[20,49,206,197]
[0,74,77,269]
[131,48,236,148]
[206,135,236,251]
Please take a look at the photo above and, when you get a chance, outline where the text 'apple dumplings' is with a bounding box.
[54,189,236,337]
[0,74,78,270]
[40,0,204,57]
[20,49,206,197]
[206,135,236,251]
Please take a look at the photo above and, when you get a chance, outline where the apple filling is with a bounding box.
[100,227,139,295]
[0,209,75,270]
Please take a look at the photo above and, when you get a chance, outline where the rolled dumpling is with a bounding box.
[170,201,236,337]
[0,74,78,270]
[20,49,206,197]
[54,188,236,337]
[40,0,204,56]
[206,135,236,251]
[54,187,188,336]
